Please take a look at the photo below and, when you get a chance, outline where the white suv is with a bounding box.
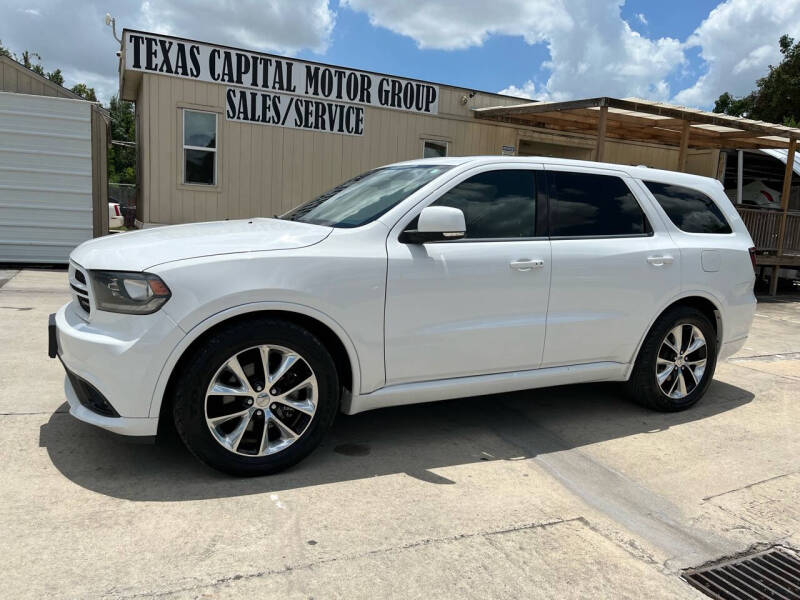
[50,157,757,475]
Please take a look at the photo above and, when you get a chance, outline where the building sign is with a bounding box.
[224,88,365,135]
[124,32,440,136]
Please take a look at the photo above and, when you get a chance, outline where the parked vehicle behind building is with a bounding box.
[108,202,123,229]
[50,156,756,476]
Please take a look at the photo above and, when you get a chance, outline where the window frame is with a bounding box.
[398,164,547,243]
[182,108,218,187]
[642,180,733,236]
[421,139,449,159]
[543,168,654,240]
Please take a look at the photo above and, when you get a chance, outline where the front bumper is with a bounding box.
[49,301,185,437]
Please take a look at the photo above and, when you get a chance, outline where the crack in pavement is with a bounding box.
[114,517,582,598]
[725,361,800,382]
[728,351,800,363]
[702,470,800,502]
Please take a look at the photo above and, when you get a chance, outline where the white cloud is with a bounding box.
[498,80,537,100]
[343,0,683,102]
[673,0,800,107]
[139,0,335,55]
[0,0,336,104]
[636,13,647,25]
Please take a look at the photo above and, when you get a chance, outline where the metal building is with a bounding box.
[0,55,109,263]
[119,29,721,227]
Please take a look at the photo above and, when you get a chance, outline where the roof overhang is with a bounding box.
[473,97,800,150]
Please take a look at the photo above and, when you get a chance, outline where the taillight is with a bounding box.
[115,205,121,216]
[748,247,757,273]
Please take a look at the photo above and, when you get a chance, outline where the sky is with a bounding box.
[2,0,799,109]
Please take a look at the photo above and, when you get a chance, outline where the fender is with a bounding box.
[623,289,725,380]
[147,301,364,419]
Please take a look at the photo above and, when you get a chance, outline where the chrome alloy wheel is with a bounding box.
[655,324,708,399]
[204,345,318,456]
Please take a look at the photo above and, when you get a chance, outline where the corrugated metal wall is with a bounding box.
[0,92,94,262]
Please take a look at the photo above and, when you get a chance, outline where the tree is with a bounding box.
[70,83,97,102]
[108,95,136,184]
[714,35,800,126]
[2,44,67,87]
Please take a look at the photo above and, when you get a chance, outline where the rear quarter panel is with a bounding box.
[631,176,756,346]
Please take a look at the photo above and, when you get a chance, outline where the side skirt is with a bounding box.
[345,361,628,415]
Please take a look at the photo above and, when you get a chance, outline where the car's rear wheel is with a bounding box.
[172,317,339,476]
[626,306,717,411]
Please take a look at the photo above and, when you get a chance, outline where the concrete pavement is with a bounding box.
[1,268,798,599]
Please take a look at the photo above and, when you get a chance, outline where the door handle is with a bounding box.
[646,255,674,266]
[510,259,545,271]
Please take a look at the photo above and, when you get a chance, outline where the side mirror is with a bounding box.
[400,206,466,244]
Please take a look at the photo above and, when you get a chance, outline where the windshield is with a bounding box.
[281,165,452,228]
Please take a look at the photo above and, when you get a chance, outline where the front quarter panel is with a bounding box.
[151,224,389,397]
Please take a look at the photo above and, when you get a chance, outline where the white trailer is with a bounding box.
[0,92,96,263]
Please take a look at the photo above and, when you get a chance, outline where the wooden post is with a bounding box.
[595,105,608,162]
[771,136,796,296]
[776,137,796,257]
[736,150,744,204]
[677,120,690,172]
[770,265,780,296]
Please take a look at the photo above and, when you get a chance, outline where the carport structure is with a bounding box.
[474,97,800,294]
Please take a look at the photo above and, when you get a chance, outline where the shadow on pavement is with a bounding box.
[39,379,753,501]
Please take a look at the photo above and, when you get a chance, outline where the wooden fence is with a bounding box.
[737,207,800,255]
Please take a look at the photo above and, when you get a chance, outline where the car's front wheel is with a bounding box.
[626,306,717,411]
[172,317,339,476]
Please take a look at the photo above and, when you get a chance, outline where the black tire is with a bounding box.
[172,317,339,476]
[625,306,717,412]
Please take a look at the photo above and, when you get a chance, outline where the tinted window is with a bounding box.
[549,172,648,237]
[282,165,451,228]
[644,181,732,234]
[423,140,448,158]
[432,170,536,238]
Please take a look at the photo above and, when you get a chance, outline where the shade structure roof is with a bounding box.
[473,97,800,150]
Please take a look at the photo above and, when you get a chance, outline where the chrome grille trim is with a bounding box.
[68,261,91,319]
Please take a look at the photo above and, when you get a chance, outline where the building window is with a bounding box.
[548,171,650,237]
[423,139,448,158]
[183,109,217,185]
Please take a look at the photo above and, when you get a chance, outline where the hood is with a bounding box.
[71,218,332,271]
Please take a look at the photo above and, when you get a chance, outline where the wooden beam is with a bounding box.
[595,105,608,162]
[606,97,800,139]
[776,136,797,262]
[513,112,685,144]
[677,120,690,172]
[473,97,606,117]
[574,108,686,129]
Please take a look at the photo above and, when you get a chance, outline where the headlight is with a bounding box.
[90,271,171,314]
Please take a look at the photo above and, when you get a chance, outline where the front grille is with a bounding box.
[68,262,91,318]
[684,548,800,600]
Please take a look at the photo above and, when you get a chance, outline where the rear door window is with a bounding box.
[644,181,732,234]
[548,171,649,237]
